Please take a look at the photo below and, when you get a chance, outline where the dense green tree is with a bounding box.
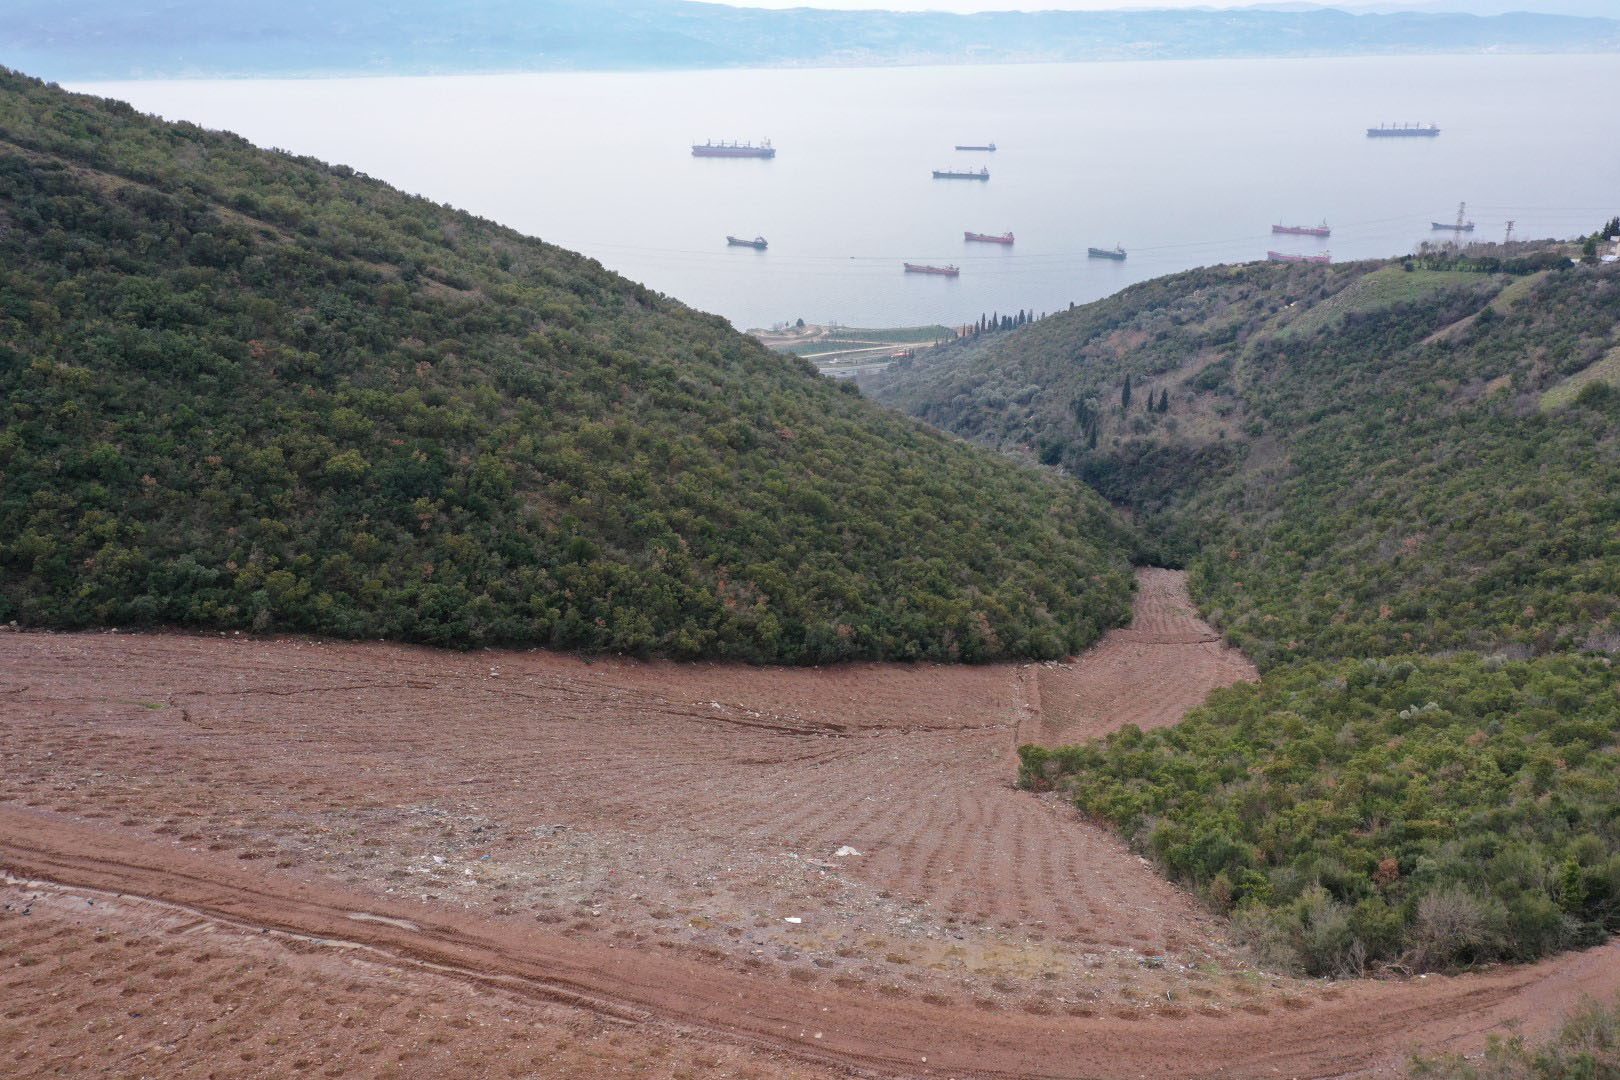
[874,238,1620,973]
[0,67,1136,663]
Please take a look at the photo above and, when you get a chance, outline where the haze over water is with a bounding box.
[79,53,1619,331]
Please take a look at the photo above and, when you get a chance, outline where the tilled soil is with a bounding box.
[3,570,1617,1079]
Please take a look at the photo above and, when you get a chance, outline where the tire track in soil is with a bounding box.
[3,570,1618,1078]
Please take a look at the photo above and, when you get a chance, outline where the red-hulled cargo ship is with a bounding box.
[1273,220,1331,237]
[964,231,1014,245]
[904,263,960,276]
[1267,250,1332,264]
[692,139,775,158]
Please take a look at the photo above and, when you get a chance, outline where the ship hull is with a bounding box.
[933,170,989,180]
[727,236,768,249]
[1267,251,1332,264]
[1367,126,1440,137]
[1273,225,1331,237]
[1431,223,1476,231]
[693,143,775,158]
[964,232,1014,245]
[954,144,996,151]
[1087,248,1126,260]
[904,263,960,276]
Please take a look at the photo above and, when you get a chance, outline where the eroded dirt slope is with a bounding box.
[3,571,1616,1079]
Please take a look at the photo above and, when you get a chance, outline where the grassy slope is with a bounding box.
[1408,992,1620,1078]
[0,68,1135,662]
[871,248,1620,974]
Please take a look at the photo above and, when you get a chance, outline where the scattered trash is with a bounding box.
[783,916,802,924]
[431,855,446,864]
[833,846,863,857]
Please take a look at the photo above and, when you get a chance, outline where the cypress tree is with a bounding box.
[1121,374,1132,411]
[1159,388,1169,413]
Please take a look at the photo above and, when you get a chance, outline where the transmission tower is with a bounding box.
[1503,220,1515,246]
[1455,201,1468,232]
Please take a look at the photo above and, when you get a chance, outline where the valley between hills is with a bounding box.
[4,63,1620,1079]
[5,572,1619,1079]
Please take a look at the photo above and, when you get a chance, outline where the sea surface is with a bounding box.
[76,54,1620,331]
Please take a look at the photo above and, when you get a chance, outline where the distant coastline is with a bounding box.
[10,0,1620,81]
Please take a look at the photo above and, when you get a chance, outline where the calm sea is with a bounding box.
[76,54,1620,332]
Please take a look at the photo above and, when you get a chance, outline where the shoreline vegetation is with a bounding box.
[748,323,960,378]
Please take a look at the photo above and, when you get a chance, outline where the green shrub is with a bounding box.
[1408,994,1620,1079]
[0,67,1136,662]
[1019,653,1620,975]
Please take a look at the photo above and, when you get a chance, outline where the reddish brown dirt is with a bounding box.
[3,570,1617,1079]
[1021,567,1257,747]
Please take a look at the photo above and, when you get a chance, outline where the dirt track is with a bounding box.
[4,570,1617,1079]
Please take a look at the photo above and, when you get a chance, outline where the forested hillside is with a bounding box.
[870,245,1620,975]
[868,250,1617,666]
[0,68,1135,662]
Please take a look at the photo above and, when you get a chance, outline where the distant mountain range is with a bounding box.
[5,0,1618,80]
[1252,1,1620,15]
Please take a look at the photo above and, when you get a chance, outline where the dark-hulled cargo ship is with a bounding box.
[955,142,996,151]
[1367,123,1439,137]
[1087,245,1126,261]
[933,167,989,180]
[692,139,775,158]
[727,235,768,249]
[904,263,960,276]
[964,231,1014,245]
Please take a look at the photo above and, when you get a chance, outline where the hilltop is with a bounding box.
[870,245,1620,976]
[0,68,1134,662]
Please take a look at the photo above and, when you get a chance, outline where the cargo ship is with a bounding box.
[727,235,768,249]
[1268,250,1332,264]
[955,142,996,151]
[1273,220,1331,237]
[1432,201,1475,232]
[1367,123,1440,137]
[904,263,960,276]
[1087,245,1127,261]
[932,167,989,180]
[964,231,1014,245]
[692,139,775,158]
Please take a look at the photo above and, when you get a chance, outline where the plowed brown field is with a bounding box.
[3,570,1616,1079]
